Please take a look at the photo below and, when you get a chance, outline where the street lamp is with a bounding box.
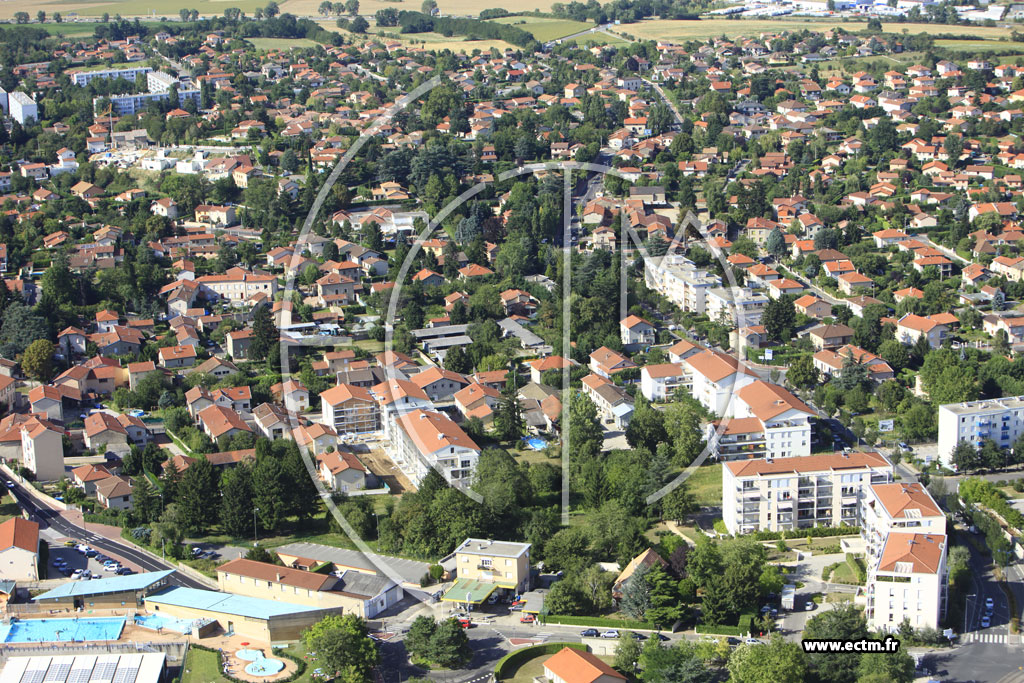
[964,594,975,636]
[253,507,260,544]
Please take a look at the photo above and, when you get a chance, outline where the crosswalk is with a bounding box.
[966,632,1008,644]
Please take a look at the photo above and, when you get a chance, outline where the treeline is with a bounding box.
[380,10,537,48]
[551,0,702,24]
[0,26,57,66]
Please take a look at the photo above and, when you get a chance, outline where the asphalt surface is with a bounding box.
[6,478,208,590]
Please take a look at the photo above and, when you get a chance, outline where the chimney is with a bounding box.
[276,573,282,581]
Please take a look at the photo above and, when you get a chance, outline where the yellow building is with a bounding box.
[443,538,531,605]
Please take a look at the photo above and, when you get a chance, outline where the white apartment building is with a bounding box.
[640,363,690,402]
[644,254,720,315]
[937,396,1024,470]
[70,65,152,87]
[722,451,893,535]
[371,378,433,441]
[685,350,758,417]
[705,287,768,328]
[96,88,200,117]
[866,532,947,632]
[9,91,37,125]
[393,409,481,486]
[706,380,815,460]
[146,70,178,93]
[861,483,946,565]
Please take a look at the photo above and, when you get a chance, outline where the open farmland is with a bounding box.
[316,19,517,52]
[491,15,591,42]
[609,17,1022,42]
[247,36,321,49]
[0,0,269,20]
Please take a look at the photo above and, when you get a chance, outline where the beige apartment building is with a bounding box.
[722,451,893,535]
[453,538,532,594]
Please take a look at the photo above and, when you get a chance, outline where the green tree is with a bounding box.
[663,400,704,466]
[220,463,254,537]
[765,227,787,259]
[646,564,684,628]
[856,650,915,683]
[620,561,652,620]
[21,339,55,382]
[253,454,286,534]
[301,614,378,680]
[786,354,818,391]
[249,305,278,362]
[626,394,668,452]
[615,630,642,672]
[727,636,806,683]
[763,296,797,343]
[803,602,869,683]
[176,458,217,534]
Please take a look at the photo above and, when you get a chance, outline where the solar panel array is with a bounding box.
[4,653,163,683]
[88,659,117,682]
[42,659,72,682]
[110,655,141,683]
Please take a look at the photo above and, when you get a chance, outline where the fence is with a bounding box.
[0,640,189,664]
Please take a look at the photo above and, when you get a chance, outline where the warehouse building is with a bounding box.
[33,570,175,610]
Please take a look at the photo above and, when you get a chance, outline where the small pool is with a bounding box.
[0,617,125,643]
[135,613,193,634]
[522,437,547,451]
[237,649,284,677]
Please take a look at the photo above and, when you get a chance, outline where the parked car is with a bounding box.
[600,630,620,639]
[580,629,599,637]
[981,615,991,628]
[745,638,764,645]
[457,618,472,629]
[115,568,134,575]
[805,600,816,611]
[520,614,535,624]
[985,597,995,610]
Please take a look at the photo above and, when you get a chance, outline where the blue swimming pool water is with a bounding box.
[237,649,284,677]
[135,613,193,634]
[523,437,547,450]
[0,617,125,643]
[244,658,284,677]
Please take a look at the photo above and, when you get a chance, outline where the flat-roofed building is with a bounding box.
[0,653,166,683]
[938,395,1024,471]
[443,538,532,604]
[722,451,893,535]
[143,586,338,643]
[34,569,175,609]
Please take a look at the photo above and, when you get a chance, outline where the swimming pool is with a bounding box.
[236,649,285,677]
[135,613,193,634]
[0,617,126,643]
[522,436,547,450]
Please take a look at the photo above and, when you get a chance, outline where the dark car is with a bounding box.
[580,629,599,637]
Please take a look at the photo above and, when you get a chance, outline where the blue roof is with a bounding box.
[144,587,326,620]
[35,570,175,601]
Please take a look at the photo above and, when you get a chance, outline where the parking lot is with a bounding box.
[46,543,134,581]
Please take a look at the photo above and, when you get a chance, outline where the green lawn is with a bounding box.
[684,462,722,508]
[247,37,321,50]
[491,16,591,42]
[181,642,333,683]
[934,39,1024,52]
[0,492,21,523]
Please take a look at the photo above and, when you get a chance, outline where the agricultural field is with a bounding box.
[317,19,517,52]
[934,38,1024,52]
[490,15,591,42]
[247,36,321,49]
[0,0,269,21]
[610,17,1022,43]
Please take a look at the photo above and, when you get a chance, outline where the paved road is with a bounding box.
[6,478,208,590]
[643,78,684,127]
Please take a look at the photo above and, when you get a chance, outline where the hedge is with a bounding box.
[695,614,754,637]
[494,643,586,680]
[750,526,860,541]
[542,614,658,630]
[189,644,307,683]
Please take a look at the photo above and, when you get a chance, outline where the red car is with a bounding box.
[520,614,536,623]
[457,617,472,629]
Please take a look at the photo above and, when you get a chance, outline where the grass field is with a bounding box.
[247,37,321,49]
[683,461,722,508]
[22,0,269,20]
[316,19,516,52]
[934,38,1024,52]
[491,15,591,42]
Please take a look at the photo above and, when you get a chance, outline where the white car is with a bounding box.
[985,597,995,610]
[103,563,119,572]
[600,630,620,639]
[744,638,763,645]
[981,615,991,628]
